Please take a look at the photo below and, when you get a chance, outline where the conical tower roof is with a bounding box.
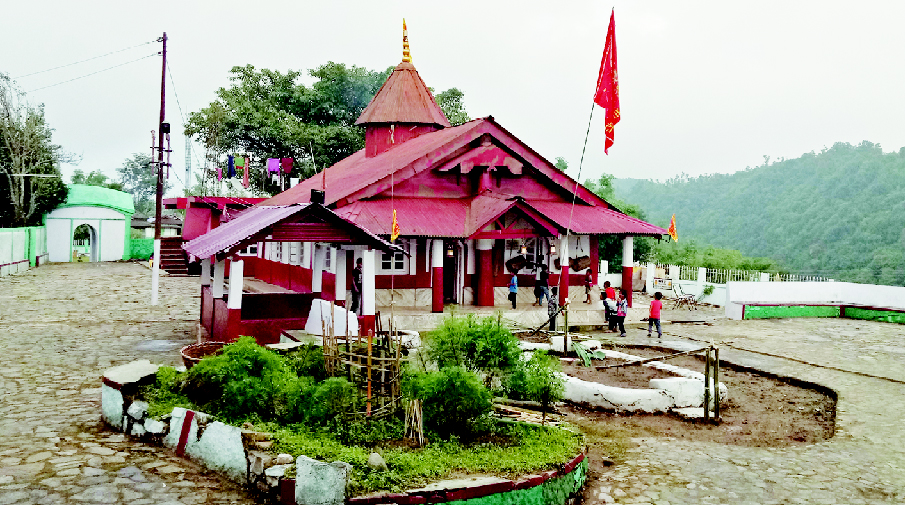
[356,22,450,128]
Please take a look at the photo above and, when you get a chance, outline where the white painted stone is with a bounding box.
[130,423,146,436]
[295,455,351,505]
[305,299,358,336]
[103,360,159,388]
[274,453,294,465]
[101,385,124,429]
[265,463,293,488]
[673,407,706,419]
[583,340,602,351]
[649,378,704,408]
[519,342,553,352]
[144,419,166,434]
[601,350,728,399]
[184,420,246,483]
[126,401,149,420]
[367,452,388,472]
[561,373,674,413]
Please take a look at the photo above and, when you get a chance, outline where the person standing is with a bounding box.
[547,286,559,331]
[535,264,550,306]
[648,291,663,338]
[614,289,628,336]
[584,268,593,303]
[508,272,518,309]
[351,257,363,315]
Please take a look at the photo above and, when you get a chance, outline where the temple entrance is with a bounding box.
[72,224,98,262]
[443,241,458,304]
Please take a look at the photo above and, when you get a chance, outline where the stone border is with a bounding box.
[101,360,589,505]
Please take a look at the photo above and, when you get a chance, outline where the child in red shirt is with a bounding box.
[648,291,663,338]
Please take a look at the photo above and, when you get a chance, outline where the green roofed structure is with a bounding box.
[44,184,136,263]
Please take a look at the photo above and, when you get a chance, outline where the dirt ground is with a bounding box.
[561,344,836,448]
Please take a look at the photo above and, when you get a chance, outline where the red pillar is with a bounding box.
[431,240,443,313]
[476,239,494,306]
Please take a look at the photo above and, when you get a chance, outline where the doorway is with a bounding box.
[72,224,98,262]
[443,241,458,304]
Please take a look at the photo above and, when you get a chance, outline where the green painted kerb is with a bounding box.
[845,307,905,325]
[744,305,840,320]
[447,460,588,505]
[131,238,155,260]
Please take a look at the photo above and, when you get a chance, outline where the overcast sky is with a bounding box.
[4,1,905,195]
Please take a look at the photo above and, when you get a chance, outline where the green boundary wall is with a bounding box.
[130,238,155,260]
[844,307,905,325]
[744,305,840,319]
[743,304,905,325]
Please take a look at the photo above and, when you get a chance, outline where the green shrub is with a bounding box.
[183,336,303,423]
[507,351,565,423]
[424,314,522,384]
[284,344,326,381]
[409,366,493,438]
[141,366,192,418]
[308,377,359,426]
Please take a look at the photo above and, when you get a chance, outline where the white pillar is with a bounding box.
[698,267,707,296]
[302,242,313,268]
[598,260,608,287]
[150,239,161,305]
[760,272,770,282]
[466,239,476,275]
[312,244,326,293]
[281,242,291,264]
[227,259,244,309]
[212,259,225,298]
[335,249,348,304]
[646,262,655,293]
[362,249,376,317]
[408,239,418,275]
[200,257,211,287]
[431,239,444,268]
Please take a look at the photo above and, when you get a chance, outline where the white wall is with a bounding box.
[0,229,28,276]
[45,206,128,262]
[725,281,905,319]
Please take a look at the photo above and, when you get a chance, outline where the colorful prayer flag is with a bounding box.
[242,159,250,188]
[227,155,236,178]
[594,9,620,154]
[391,209,400,242]
[235,156,245,168]
[668,214,678,242]
[281,157,293,174]
[267,158,280,173]
[216,167,223,181]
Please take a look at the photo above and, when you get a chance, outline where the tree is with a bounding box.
[583,172,652,269]
[116,153,169,215]
[71,169,123,191]
[0,74,69,227]
[184,63,469,196]
[435,88,470,126]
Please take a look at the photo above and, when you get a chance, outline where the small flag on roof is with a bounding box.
[668,214,678,242]
[391,209,400,242]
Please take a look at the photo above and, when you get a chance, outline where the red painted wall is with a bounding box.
[183,207,213,241]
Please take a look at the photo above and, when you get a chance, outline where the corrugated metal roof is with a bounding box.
[183,204,401,260]
[336,198,470,237]
[355,61,450,127]
[183,205,306,259]
[260,119,486,207]
[527,201,667,236]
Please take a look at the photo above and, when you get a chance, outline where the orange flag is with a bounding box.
[391,209,400,242]
[668,214,678,242]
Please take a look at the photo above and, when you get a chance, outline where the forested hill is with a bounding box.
[612,141,905,285]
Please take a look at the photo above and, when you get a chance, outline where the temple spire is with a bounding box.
[402,19,411,62]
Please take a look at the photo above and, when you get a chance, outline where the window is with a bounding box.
[379,239,408,273]
[324,247,332,270]
[287,242,301,265]
[237,244,258,256]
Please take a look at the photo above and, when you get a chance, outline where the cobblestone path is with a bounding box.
[585,319,905,505]
[0,262,256,504]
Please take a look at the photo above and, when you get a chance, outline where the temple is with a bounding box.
[258,23,665,313]
[184,22,666,341]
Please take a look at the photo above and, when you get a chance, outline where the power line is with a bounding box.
[165,62,204,170]
[14,40,157,79]
[26,53,159,93]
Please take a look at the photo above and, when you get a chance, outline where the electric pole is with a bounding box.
[151,32,167,305]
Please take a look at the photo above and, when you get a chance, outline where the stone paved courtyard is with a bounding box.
[1,262,904,504]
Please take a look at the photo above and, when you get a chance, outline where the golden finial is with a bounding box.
[402,19,412,62]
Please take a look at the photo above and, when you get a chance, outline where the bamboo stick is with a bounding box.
[704,346,711,422]
[366,330,373,417]
[714,346,720,422]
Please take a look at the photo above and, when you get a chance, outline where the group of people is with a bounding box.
[600,281,663,338]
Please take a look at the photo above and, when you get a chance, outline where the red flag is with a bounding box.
[594,10,620,154]
[391,209,400,242]
[668,214,678,242]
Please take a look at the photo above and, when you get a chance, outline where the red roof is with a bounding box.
[334,196,666,238]
[355,61,450,127]
[182,204,399,260]
[163,196,267,210]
